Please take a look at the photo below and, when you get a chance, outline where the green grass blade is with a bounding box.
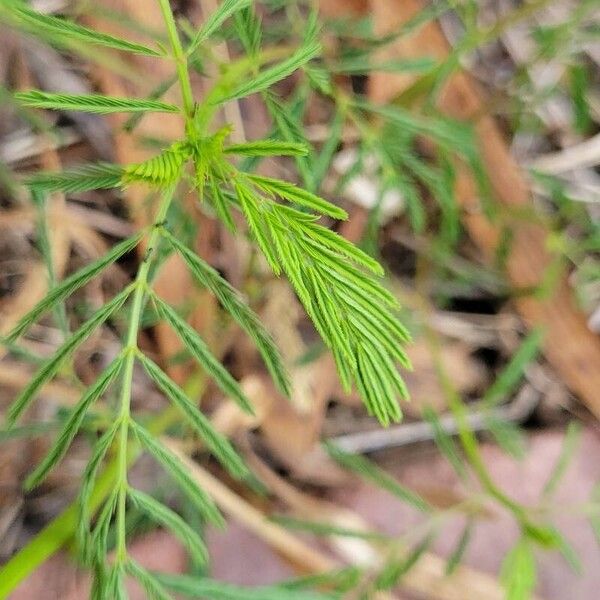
[15,91,179,114]
[6,232,142,342]
[24,356,124,490]
[6,287,132,427]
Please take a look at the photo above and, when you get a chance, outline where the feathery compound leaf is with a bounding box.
[139,355,249,480]
[3,3,162,57]
[25,356,124,490]
[128,488,208,565]
[6,232,142,342]
[235,183,281,274]
[131,421,223,526]
[187,0,252,55]
[15,91,179,114]
[124,142,192,186]
[163,230,290,395]
[6,287,132,427]
[77,420,120,558]
[247,174,347,220]
[155,573,332,600]
[151,294,254,414]
[125,562,171,600]
[243,196,409,425]
[325,443,431,513]
[218,40,321,102]
[25,163,124,194]
[209,175,236,232]
[224,140,308,157]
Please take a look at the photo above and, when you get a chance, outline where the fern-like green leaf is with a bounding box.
[208,175,236,232]
[247,174,347,220]
[125,561,171,600]
[218,40,321,102]
[15,91,179,114]
[6,286,132,427]
[139,355,248,480]
[124,142,192,186]
[325,442,431,513]
[2,2,162,57]
[77,420,120,561]
[131,421,224,526]
[224,140,308,157]
[151,294,254,415]
[26,163,124,194]
[128,488,208,565]
[187,0,252,55]
[236,190,410,424]
[5,233,142,342]
[24,356,124,490]
[155,573,332,600]
[162,229,290,396]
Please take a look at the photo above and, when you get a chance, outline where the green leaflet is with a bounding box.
[2,2,162,57]
[218,40,321,102]
[125,561,171,600]
[224,140,308,157]
[5,232,142,343]
[187,0,252,55]
[375,531,436,590]
[25,163,124,194]
[151,293,254,414]
[24,356,125,490]
[163,229,291,396]
[155,573,333,600]
[131,421,224,527]
[325,443,431,513]
[128,488,208,565]
[446,519,474,575]
[15,91,180,114]
[124,142,192,186]
[78,420,121,560]
[139,354,249,480]
[6,286,132,427]
[422,406,468,481]
[247,174,348,220]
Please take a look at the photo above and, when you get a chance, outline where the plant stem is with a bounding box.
[114,186,176,562]
[158,0,196,127]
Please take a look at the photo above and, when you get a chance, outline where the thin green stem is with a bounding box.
[114,186,175,562]
[158,0,196,126]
